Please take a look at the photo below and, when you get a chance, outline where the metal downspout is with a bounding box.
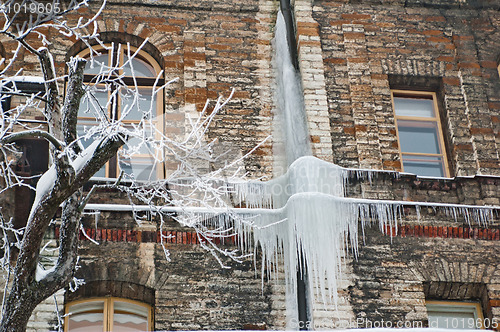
[279,1,311,328]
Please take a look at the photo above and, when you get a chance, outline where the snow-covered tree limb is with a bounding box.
[0,2,264,331]
[1,130,63,151]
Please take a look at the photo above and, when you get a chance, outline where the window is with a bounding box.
[65,297,152,331]
[427,300,484,329]
[391,90,450,177]
[77,44,163,180]
[1,80,49,227]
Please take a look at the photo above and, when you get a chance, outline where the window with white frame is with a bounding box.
[77,44,163,180]
[426,300,484,330]
[391,90,450,177]
[65,297,152,331]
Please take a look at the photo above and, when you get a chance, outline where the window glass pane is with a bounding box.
[402,157,445,177]
[79,89,109,119]
[67,301,104,332]
[123,56,156,77]
[427,303,480,330]
[398,121,441,154]
[84,54,109,75]
[77,123,106,178]
[113,300,149,331]
[119,88,156,121]
[120,155,157,181]
[394,97,434,117]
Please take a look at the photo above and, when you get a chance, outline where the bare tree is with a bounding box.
[0,1,263,330]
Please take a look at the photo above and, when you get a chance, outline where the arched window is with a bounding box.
[64,297,152,331]
[77,44,163,180]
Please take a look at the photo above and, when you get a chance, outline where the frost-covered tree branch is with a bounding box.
[0,1,263,331]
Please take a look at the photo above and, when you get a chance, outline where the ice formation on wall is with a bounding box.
[85,155,498,324]
[273,10,312,166]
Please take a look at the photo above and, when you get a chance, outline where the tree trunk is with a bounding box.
[0,291,42,332]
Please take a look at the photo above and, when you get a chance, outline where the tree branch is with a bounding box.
[62,58,87,155]
[2,130,63,151]
[37,191,82,299]
[38,48,62,144]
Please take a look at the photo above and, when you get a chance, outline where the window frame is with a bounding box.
[426,300,485,329]
[391,90,450,178]
[64,296,153,331]
[77,44,164,180]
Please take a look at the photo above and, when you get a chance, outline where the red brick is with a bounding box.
[297,27,319,36]
[458,62,481,69]
[437,56,455,62]
[480,61,498,69]
[426,16,446,22]
[156,25,182,33]
[325,58,347,64]
[427,36,451,43]
[421,30,443,36]
[341,13,372,20]
[344,32,365,40]
[470,127,494,134]
[443,77,460,86]
[168,18,187,25]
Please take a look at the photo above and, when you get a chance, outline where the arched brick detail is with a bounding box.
[65,280,155,306]
[65,31,164,69]
[410,260,498,284]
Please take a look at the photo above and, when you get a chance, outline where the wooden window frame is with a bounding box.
[64,297,153,331]
[77,44,164,180]
[426,300,485,329]
[391,90,450,177]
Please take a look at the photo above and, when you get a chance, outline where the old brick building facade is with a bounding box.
[0,0,499,330]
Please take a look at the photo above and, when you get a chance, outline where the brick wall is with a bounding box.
[0,0,499,330]
[71,216,277,330]
[312,0,500,176]
[349,226,500,329]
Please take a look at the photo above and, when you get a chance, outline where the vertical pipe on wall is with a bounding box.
[279,0,299,71]
[279,2,311,327]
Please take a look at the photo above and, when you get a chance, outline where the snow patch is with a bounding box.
[28,165,57,222]
[35,264,55,282]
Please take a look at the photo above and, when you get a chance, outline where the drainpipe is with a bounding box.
[279,2,310,328]
[279,0,300,71]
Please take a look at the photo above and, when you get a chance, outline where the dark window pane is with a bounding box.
[84,54,109,75]
[67,301,105,332]
[402,156,444,177]
[123,56,156,77]
[113,300,149,331]
[394,97,434,117]
[398,121,440,154]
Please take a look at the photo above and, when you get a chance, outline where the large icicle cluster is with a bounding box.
[190,156,498,318]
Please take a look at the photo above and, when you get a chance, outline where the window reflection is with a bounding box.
[65,298,151,332]
[76,44,162,180]
[392,91,449,177]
